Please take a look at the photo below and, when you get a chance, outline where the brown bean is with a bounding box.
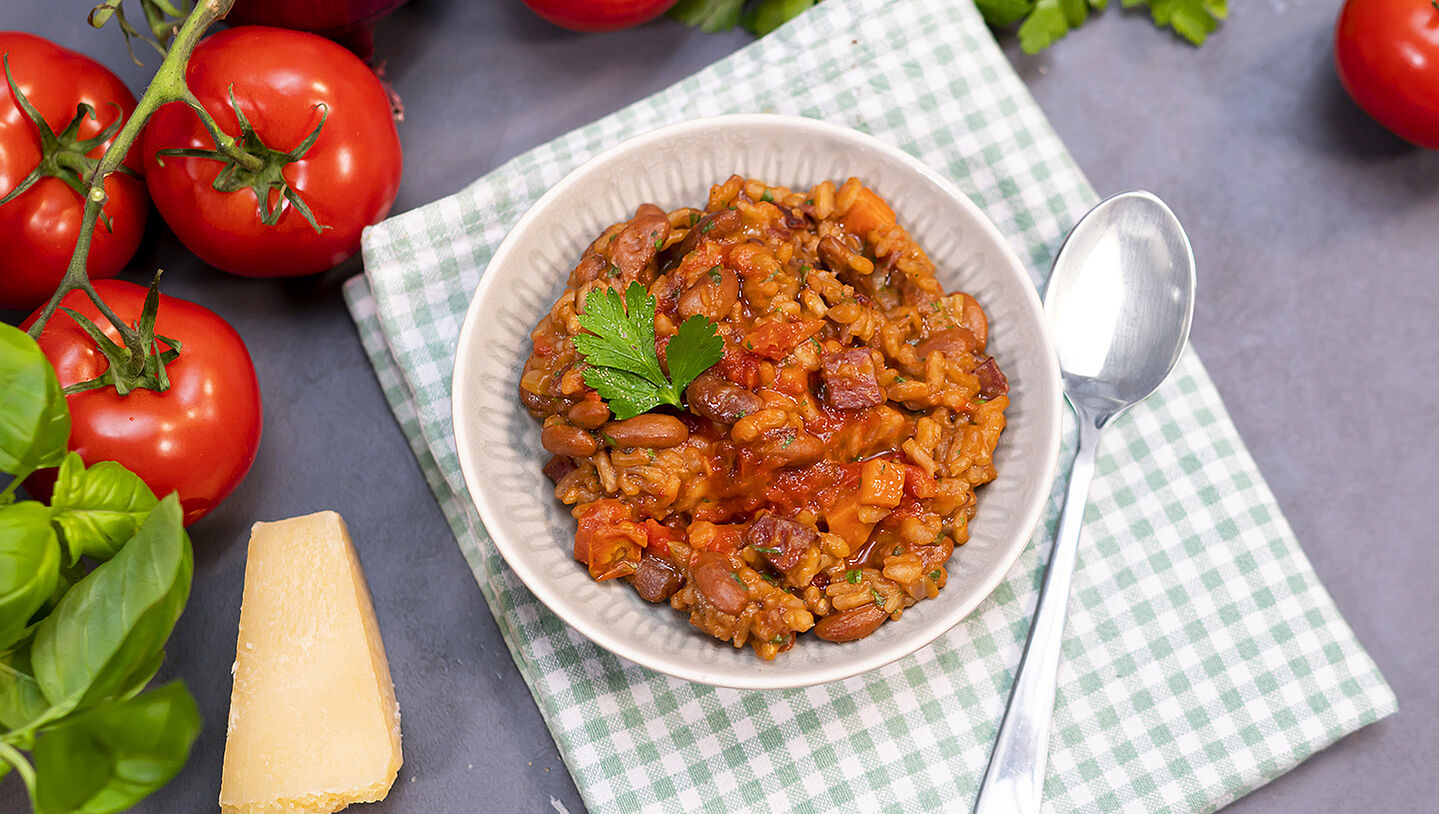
[567,400,611,429]
[813,604,888,642]
[631,555,684,603]
[540,424,598,457]
[601,414,688,448]
[675,207,742,257]
[691,553,748,615]
[914,327,978,362]
[957,293,988,350]
[677,265,739,322]
[610,204,671,277]
[686,372,763,425]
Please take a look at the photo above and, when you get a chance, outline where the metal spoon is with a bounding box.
[972,191,1195,814]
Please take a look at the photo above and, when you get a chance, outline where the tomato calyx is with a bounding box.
[58,272,182,397]
[0,55,139,230]
[154,87,329,233]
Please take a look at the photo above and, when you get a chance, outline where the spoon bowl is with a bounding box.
[973,190,1196,813]
[1043,191,1196,425]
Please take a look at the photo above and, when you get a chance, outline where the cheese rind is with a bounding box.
[220,511,402,814]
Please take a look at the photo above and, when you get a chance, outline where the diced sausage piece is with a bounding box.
[745,514,818,572]
[821,349,885,409]
[691,552,748,615]
[542,455,577,483]
[610,204,671,278]
[631,555,684,603]
[972,357,1009,400]
[686,372,763,424]
[817,235,853,273]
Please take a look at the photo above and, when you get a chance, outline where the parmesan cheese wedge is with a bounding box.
[220,511,402,814]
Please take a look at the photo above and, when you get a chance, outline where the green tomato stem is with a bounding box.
[25,0,241,344]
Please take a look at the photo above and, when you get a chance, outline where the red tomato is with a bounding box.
[23,280,263,526]
[1335,0,1439,149]
[521,0,678,32]
[0,32,147,310]
[141,26,401,278]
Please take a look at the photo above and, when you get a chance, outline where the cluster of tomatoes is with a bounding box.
[0,25,402,524]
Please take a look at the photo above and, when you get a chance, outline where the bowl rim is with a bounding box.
[452,113,1061,689]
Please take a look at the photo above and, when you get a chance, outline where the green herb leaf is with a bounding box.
[845,569,862,584]
[0,324,71,482]
[49,453,159,564]
[31,682,200,814]
[1136,0,1227,45]
[0,502,61,652]
[668,0,746,31]
[0,664,49,736]
[751,545,782,556]
[574,283,722,420]
[30,494,190,720]
[743,0,816,35]
[665,316,725,397]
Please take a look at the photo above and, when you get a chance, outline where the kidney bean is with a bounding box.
[631,555,684,603]
[814,604,888,642]
[691,553,748,615]
[601,414,689,448]
[768,430,824,468]
[914,327,978,362]
[677,264,739,321]
[676,207,741,257]
[686,372,763,424]
[610,204,671,277]
[957,292,988,350]
[567,400,611,429]
[540,424,598,457]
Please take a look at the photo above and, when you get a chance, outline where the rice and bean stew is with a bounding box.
[519,175,1009,660]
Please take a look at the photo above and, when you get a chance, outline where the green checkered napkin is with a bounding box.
[343,0,1395,810]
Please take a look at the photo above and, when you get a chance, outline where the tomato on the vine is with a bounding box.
[1335,0,1439,149]
[141,26,401,278]
[23,280,263,526]
[521,0,678,32]
[0,32,148,310]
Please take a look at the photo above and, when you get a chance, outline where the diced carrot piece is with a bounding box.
[840,187,896,238]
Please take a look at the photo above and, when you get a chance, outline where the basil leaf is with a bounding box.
[50,453,159,563]
[0,502,61,651]
[30,495,190,718]
[0,323,70,480]
[31,682,200,814]
[0,644,52,747]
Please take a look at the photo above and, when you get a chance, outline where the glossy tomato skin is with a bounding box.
[141,26,401,278]
[23,280,263,526]
[1335,0,1439,149]
[521,0,678,32]
[0,32,148,310]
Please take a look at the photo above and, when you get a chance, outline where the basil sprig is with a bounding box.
[0,322,199,811]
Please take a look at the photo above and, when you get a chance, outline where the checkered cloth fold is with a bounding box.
[342,1,1396,811]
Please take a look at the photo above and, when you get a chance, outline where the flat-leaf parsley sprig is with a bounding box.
[573,282,724,420]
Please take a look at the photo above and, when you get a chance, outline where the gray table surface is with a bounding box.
[2,0,1435,812]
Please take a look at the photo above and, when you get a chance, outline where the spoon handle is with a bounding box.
[972,415,1103,814]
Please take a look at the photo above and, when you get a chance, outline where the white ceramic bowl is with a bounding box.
[452,115,1061,689]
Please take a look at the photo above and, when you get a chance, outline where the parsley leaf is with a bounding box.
[977,0,1225,52]
[574,282,723,420]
